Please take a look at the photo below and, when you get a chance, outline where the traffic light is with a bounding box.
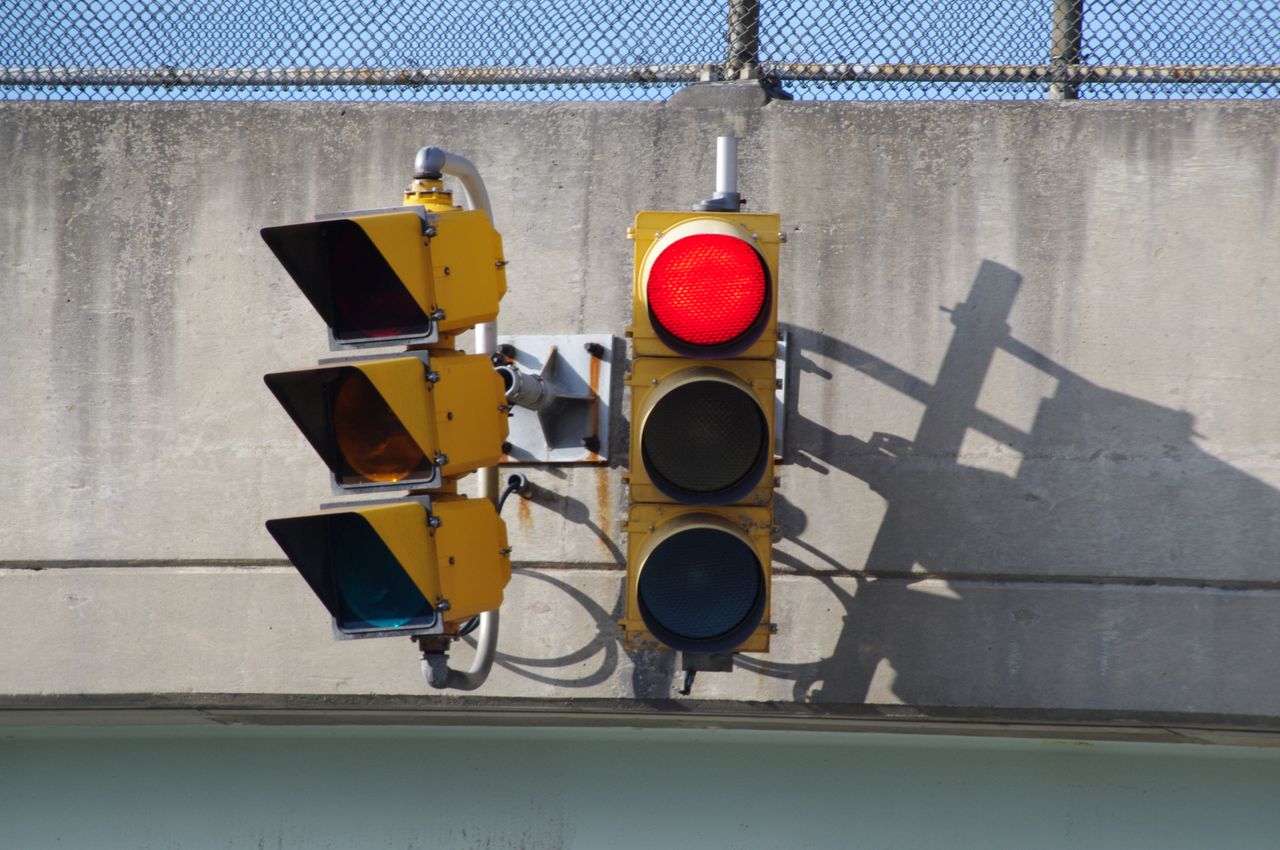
[623,210,782,655]
[263,165,512,640]
[264,352,506,491]
[261,205,506,349]
[266,497,510,637]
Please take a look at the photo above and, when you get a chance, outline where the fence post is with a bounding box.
[726,0,761,80]
[1049,0,1084,99]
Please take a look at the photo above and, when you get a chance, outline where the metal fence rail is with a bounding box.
[4,0,1279,101]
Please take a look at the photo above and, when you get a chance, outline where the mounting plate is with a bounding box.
[496,334,613,464]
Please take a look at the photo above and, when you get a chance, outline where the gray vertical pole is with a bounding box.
[715,136,739,198]
[727,0,761,80]
[1049,0,1084,100]
[695,136,743,211]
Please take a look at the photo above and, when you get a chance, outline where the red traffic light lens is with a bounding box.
[260,220,431,343]
[325,221,429,341]
[646,234,767,351]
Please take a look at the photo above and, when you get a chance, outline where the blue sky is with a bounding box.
[3,0,1277,101]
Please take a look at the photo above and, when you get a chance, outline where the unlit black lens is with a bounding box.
[641,380,767,504]
[637,526,764,653]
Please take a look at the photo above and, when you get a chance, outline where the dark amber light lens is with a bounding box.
[647,233,767,349]
[333,374,426,482]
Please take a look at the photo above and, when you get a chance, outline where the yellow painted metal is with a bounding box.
[346,210,438,323]
[401,184,508,340]
[620,503,774,653]
[423,208,507,338]
[425,350,508,478]
[349,355,439,468]
[628,210,781,360]
[403,177,457,212]
[430,495,512,620]
[350,205,506,343]
[626,356,776,507]
[354,353,508,481]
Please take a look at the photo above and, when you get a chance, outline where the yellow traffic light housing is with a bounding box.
[624,208,783,658]
[266,496,511,637]
[262,149,514,675]
[265,352,507,491]
[261,205,506,349]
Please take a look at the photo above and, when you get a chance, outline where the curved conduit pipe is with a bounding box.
[415,146,500,691]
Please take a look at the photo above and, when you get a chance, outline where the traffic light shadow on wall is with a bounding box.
[262,147,514,689]
[622,166,785,691]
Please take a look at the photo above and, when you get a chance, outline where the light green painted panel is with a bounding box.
[1,726,1278,849]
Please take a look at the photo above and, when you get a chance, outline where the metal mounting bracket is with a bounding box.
[775,330,790,461]
[495,334,613,464]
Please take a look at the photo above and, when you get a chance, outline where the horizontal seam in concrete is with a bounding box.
[0,559,298,569]
[0,559,623,571]
[807,570,1280,593]
[4,560,1279,593]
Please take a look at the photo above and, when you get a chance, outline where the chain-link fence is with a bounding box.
[4,0,1279,102]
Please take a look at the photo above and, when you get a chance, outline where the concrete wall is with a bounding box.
[2,97,1279,733]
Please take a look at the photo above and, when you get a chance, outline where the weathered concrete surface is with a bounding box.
[1,99,1278,730]
[4,566,1280,722]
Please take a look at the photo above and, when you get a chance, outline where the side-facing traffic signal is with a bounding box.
[263,166,512,640]
[266,496,510,637]
[264,351,506,491]
[261,204,505,349]
[623,210,782,656]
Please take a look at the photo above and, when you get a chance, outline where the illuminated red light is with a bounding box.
[646,234,767,348]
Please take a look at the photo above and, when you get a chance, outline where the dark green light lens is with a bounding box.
[330,515,434,631]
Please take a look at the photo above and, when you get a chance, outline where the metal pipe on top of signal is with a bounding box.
[696,135,742,212]
[717,136,738,197]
